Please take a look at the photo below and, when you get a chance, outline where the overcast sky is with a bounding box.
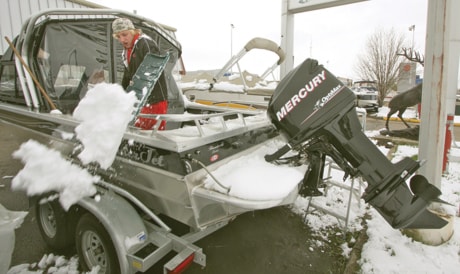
[90,0,428,80]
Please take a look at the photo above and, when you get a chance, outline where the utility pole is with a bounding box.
[408,24,415,85]
[230,23,234,73]
[409,24,415,53]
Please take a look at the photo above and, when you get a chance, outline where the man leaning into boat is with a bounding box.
[112,18,168,130]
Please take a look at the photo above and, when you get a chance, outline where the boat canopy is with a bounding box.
[213,37,285,83]
[244,37,285,65]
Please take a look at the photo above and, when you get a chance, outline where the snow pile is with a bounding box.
[360,209,460,274]
[178,73,278,94]
[11,140,98,210]
[251,80,278,91]
[73,83,137,169]
[11,83,136,211]
[359,158,460,273]
[204,137,307,200]
[7,254,99,274]
[212,81,245,93]
[0,204,27,274]
[178,79,211,91]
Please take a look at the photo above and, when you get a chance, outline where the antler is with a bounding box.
[397,47,424,67]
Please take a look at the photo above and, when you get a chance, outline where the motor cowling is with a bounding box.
[267,59,356,141]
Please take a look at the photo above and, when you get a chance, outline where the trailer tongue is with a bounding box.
[265,58,447,229]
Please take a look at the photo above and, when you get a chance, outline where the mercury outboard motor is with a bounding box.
[265,58,447,229]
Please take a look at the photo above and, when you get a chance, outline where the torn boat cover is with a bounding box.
[266,58,447,230]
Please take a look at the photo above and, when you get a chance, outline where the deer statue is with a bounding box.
[385,83,422,130]
[385,47,424,131]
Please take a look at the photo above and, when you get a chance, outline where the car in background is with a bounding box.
[352,86,379,113]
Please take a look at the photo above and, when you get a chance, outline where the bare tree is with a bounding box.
[355,28,407,105]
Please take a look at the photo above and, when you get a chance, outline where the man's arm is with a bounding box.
[121,66,130,89]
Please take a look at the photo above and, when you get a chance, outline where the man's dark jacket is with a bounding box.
[121,34,167,104]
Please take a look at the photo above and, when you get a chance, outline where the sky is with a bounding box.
[89,0,429,80]
[3,82,460,273]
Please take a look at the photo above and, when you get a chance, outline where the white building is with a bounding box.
[0,0,104,55]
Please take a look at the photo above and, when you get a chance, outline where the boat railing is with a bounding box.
[125,107,272,152]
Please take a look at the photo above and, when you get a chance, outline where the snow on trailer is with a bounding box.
[0,7,450,274]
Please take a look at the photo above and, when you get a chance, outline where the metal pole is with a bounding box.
[230,23,234,73]
[419,0,460,188]
[410,24,415,53]
[5,36,57,110]
[280,0,294,78]
[230,24,234,58]
[409,24,415,85]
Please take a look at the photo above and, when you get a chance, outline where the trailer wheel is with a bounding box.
[76,213,120,274]
[36,199,73,250]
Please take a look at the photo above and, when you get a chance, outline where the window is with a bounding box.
[36,21,111,113]
[0,58,25,105]
[0,63,15,92]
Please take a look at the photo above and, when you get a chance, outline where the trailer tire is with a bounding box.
[76,213,120,274]
[36,198,73,250]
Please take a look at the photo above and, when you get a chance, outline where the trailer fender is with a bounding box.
[77,190,148,273]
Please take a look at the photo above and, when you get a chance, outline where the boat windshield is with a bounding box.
[33,19,181,113]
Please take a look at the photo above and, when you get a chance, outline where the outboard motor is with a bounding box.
[265,58,447,229]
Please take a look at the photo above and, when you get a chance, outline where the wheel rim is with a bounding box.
[39,203,57,238]
[81,231,108,273]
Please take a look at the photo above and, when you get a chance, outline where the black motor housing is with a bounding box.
[267,58,356,141]
[266,58,447,229]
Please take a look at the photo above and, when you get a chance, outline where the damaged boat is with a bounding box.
[181,37,285,109]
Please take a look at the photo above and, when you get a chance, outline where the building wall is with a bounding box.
[397,62,417,92]
[0,0,104,55]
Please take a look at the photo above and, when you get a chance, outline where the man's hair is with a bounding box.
[112,29,142,39]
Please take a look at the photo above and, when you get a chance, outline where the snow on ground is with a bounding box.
[7,254,99,274]
[376,104,460,125]
[4,84,460,273]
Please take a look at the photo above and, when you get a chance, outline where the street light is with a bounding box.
[408,25,415,85]
[230,23,234,73]
[409,24,415,54]
[230,24,235,58]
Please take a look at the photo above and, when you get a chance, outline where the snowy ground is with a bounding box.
[3,83,460,273]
